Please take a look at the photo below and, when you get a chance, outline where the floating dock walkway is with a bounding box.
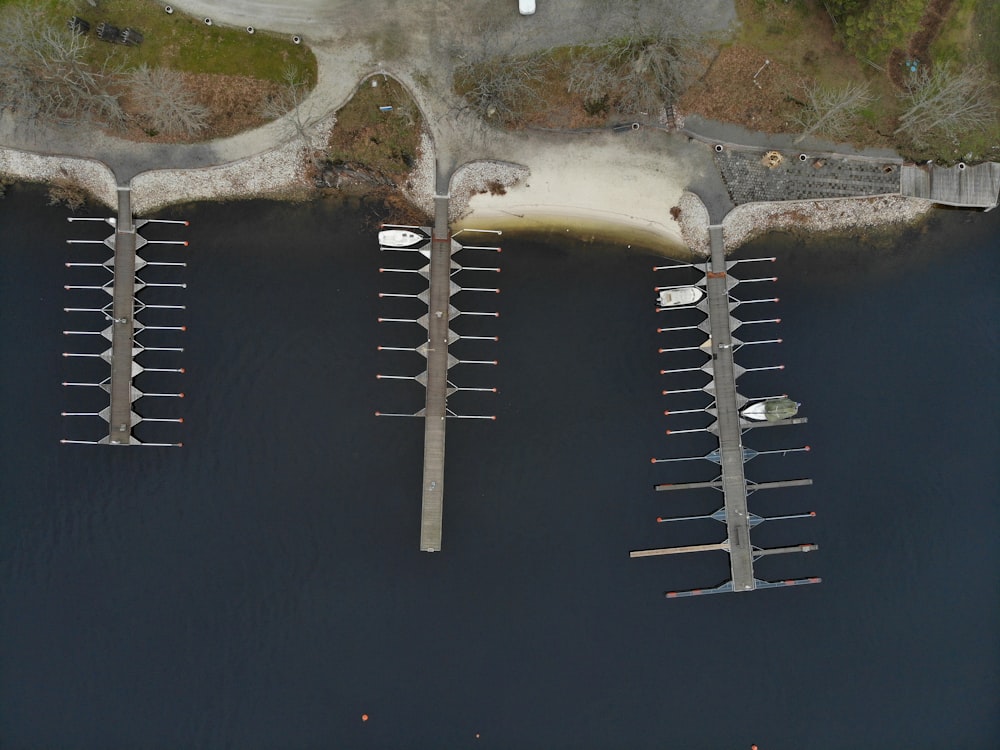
[61,187,188,446]
[632,224,819,597]
[376,191,501,551]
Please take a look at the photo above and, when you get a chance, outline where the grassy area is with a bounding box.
[449,0,997,162]
[737,0,861,89]
[971,0,1000,76]
[929,0,978,64]
[681,0,899,144]
[325,77,423,182]
[687,0,999,162]
[0,0,316,84]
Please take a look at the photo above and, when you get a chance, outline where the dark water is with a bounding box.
[1,185,997,750]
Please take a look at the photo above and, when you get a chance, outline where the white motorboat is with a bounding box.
[657,285,705,308]
[378,229,428,248]
[741,397,800,422]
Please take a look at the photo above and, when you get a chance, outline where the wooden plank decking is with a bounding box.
[418,195,452,551]
[900,162,1000,209]
[705,224,756,592]
[107,187,137,445]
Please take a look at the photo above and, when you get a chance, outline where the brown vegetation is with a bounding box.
[116,73,283,143]
[325,78,423,184]
[679,44,808,134]
[46,177,88,210]
[678,0,998,161]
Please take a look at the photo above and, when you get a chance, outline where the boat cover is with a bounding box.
[762,397,799,421]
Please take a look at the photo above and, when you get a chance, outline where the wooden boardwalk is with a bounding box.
[418,194,452,551]
[900,162,1000,209]
[107,187,139,445]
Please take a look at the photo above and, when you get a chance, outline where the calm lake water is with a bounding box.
[1,184,997,749]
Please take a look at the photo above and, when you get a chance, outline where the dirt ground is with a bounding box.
[115,73,283,144]
[679,44,806,135]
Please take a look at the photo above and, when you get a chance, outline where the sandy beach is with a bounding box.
[451,133,693,252]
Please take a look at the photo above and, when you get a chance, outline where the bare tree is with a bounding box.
[448,15,550,127]
[455,52,548,126]
[566,4,707,117]
[259,65,322,150]
[895,63,997,146]
[793,80,873,144]
[128,64,209,137]
[0,5,125,129]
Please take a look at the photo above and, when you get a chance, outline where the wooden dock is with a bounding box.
[107,187,139,444]
[702,224,754,591]
[377,197,500,551]
[62,196,186,447]
[418,194,452,552]
[634,223,819,597]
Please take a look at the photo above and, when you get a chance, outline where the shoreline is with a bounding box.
[448,134,690,254]
[679,191,935,256]
[0,126,937,254]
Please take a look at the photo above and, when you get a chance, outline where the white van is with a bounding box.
[519,0,535,15]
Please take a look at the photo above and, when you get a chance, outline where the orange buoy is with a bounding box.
[361,714,369,722]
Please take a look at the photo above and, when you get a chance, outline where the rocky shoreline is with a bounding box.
[677,191,935,256]
[1,133,936,253]
[0,148,117,207]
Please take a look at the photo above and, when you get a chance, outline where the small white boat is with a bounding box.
[378,229,428,248]
[657,286,704,308]
[741,397,800,422]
